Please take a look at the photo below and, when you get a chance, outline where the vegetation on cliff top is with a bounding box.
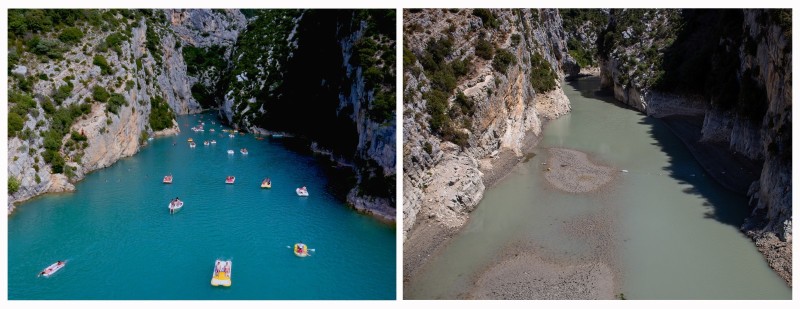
[561,9,608,68]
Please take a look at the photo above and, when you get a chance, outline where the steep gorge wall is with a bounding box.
[7,9,242,213]
[594,9,792,285]
[209,10,397,221]
[403,9,576,238]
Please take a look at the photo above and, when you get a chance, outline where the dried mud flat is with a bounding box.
[469,252,614,300]
[468,148,622,299]
[544,148,617,193]
[467,208,621,300]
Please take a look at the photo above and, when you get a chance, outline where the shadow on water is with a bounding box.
[206,113,357,202]
[567,77,752,228]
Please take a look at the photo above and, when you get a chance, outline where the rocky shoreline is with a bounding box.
[7,120,182,216]
[405,146,623,299]
[403,131,543,296]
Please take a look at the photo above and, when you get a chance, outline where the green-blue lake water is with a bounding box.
[8,112,396,300]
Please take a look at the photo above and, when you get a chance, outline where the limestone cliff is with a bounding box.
[593,9,791,285]
[403,9,575,238]
[212,10,397,221]
[8,9,394,223]
[7,9,238,213]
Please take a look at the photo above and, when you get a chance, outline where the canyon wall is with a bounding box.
[593,9,791,285]
[9,10,394,223]
[8,10,230,211]
[402,9,576,238]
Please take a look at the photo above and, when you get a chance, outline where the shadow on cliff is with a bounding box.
[566,77,752,228]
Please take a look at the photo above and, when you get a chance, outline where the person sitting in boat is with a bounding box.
[57,261,64,266]
[267,178,271,185]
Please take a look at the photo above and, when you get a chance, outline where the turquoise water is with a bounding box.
[8,112,395,300]
[407,77,790,299]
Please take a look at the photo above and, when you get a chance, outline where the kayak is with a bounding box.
[296,188,309,196]
[169,200,184,213]
[294,243,309,257]
[211,260,232,287]
[39,261,66,277]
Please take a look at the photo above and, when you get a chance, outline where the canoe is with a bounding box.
[39,261,66,277]
[169,200,184,213]
[211,260,232,287]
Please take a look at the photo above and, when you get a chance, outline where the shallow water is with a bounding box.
[8,112,395,300]
[406,77,790,299]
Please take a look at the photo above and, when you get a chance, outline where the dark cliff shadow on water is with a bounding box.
[638,116,751,228]
[268,137,357,201]
[566,76,752,229]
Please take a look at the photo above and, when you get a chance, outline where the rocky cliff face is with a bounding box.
[403,9,575,238]
[593,9,792,285]
[211,10,397,221]
[9,9,393,222]
[7,9,241,213]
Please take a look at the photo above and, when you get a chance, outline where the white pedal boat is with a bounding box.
[169,200,184,214]
[296,187,309,196]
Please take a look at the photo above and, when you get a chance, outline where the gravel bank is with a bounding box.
[544,148,617,193]
[470,252,614,299]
